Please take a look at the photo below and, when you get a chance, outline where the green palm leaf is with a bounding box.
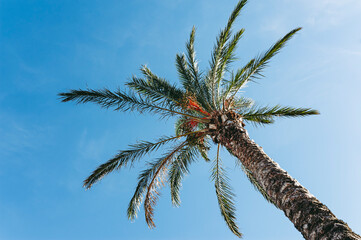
[208,0,248,108]
[222,58,255,102]
[127,65,185,109]
[168,144,198,207]
[242,105,319,126]
[58,88,205,120]
[127,141,186,223]
[218,28,245,83]
[84,131,205,189]
[176,53,193,92]
[185,26,200,86]
[211,144,242,238]
[183,27,213,112]
[228,27,302,101]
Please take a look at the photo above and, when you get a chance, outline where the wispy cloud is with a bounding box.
[260,0,361,34]
[296,0,361,29]
[0,115,48,160]
[336,49,361,57]
[76,130,109,161]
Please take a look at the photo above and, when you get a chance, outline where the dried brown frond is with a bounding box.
[144,142,186,228]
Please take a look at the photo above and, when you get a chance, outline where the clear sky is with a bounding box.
[1,0,361,239]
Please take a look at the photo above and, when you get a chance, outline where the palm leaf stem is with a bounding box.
[152,104,209,122]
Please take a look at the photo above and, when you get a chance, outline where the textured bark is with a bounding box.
[210,115,360,240]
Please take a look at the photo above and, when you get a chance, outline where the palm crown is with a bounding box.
[59,0,319,237]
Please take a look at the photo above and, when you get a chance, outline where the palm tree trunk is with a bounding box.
[213,117,360,240]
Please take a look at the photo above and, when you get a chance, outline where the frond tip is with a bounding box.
[212,144,242,238]
[242,105,319,126]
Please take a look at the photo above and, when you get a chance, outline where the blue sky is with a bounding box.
[1,0,361,239]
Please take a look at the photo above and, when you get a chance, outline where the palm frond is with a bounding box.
[197,137,211,162]
[127,167,150,221]
[59,88,137,109]
[185,27,213,112]
[218,28,245,83]
[208,0,248,108]
[127,141,186,222]
[251,27,302,79]
[186,26,200,85]
[59,88,206,120]
[243,115,274,127]
[168,144,198,207]
[175,54,213,115]
[211,144,242,238]
[175,117,188,136]
[144,142,187,228]
[226,96,254,111]
[216,29,245,110]
[222,58,255,102]
[175,117,198,136]
[176,53,193,92]
[127,66,185,109]
[225,0,248,34]
[175,116,211,160]
[242,105,319,125]
[84,130,206,189]
[228,27,302,100]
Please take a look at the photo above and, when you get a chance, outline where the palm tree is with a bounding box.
[59,0,360,239]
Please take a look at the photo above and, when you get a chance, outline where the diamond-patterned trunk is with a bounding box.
[213,115,360,240]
